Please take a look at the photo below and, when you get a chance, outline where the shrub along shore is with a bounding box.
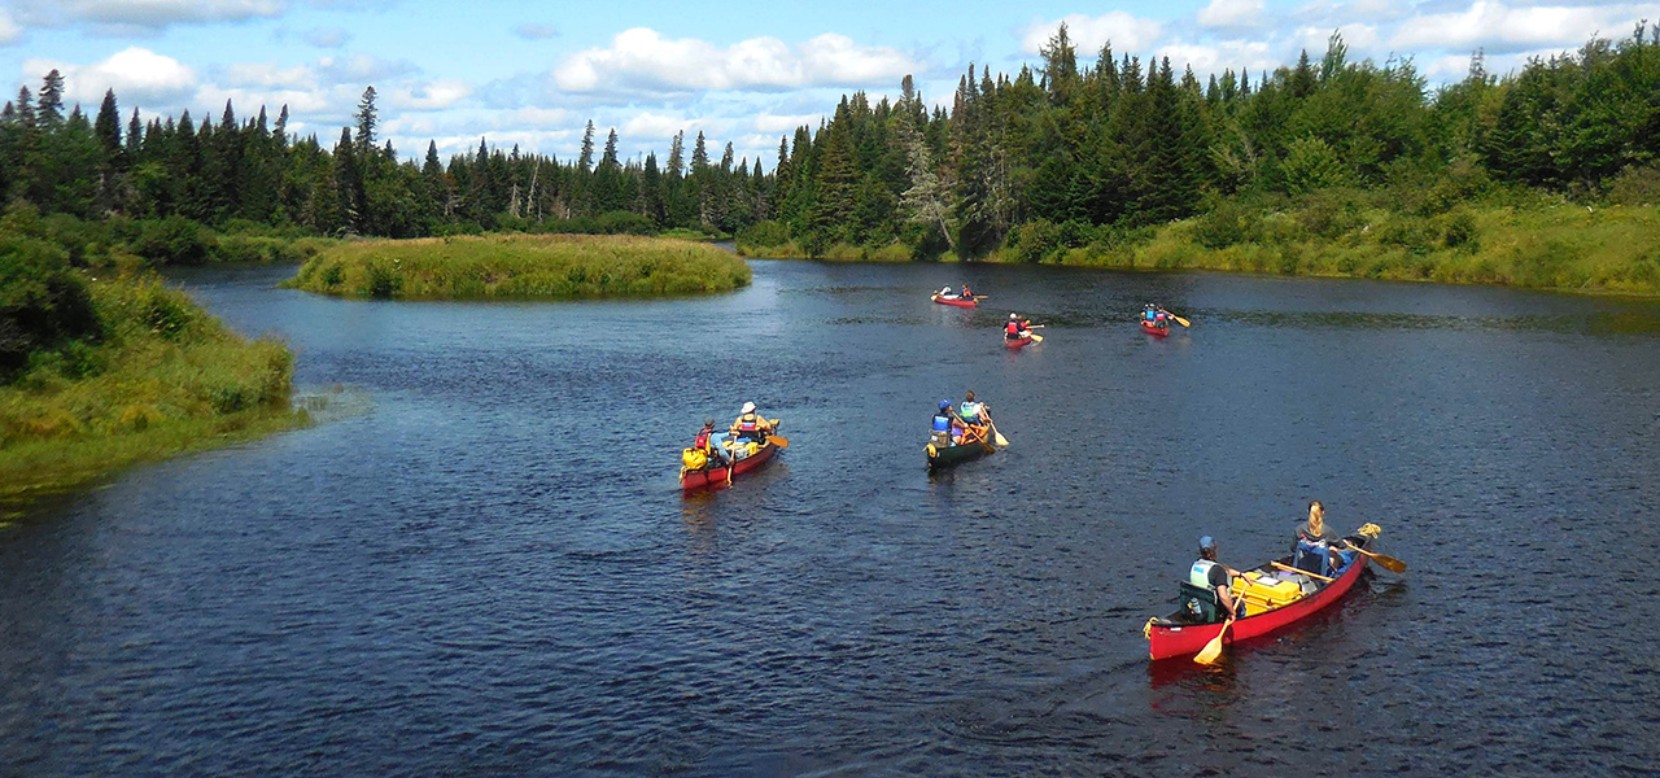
[738,198,1660,296]
[284,233,752,299]
[0,206,307,516]
[0,276,303,515]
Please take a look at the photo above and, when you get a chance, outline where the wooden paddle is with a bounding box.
[766,434,789,448]
[1341,540,1406,573]
[1028,332,1043,343]
[1194,617,1232,665]
[1272,561,1334,582]
[984,414,1009,447]
[1158,309,1191,327]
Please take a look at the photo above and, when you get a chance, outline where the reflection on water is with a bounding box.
[1,261,1657,774]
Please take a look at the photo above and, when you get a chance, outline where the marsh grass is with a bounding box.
[1,275,304,510]
[284,233,751,299]
[1053,202,1660,295]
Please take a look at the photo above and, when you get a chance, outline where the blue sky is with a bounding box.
[3,1,1657,168]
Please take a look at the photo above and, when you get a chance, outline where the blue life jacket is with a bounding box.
[932,414,952,433]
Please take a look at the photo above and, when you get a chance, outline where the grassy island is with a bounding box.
[284,234,751,300]
[1,213,303,514]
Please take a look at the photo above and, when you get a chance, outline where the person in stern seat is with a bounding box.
[931,400,960,446]
[1190,535,1245,623]
[693,418,728,467]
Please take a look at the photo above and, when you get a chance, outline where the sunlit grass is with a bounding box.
[1052,202,1660,295]
[284,233,752,299]
[0,275,305,512]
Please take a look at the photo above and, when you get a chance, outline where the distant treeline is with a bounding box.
[1,25,1658,259]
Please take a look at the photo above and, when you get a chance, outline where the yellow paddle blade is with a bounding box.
[767,435,789,448]
[1174,315,1191,327]
[1194,622,1230,664]
[1029,333,1043,343]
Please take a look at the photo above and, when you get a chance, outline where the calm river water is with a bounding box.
[4,258,1659,775]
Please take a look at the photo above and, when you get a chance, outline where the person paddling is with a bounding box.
[1005,313,1032,341]
[1193,535,1244,622]
[931,400,960,446]
[1292,501,1347,576]
[730,401,774,445]
[693,418,728,467]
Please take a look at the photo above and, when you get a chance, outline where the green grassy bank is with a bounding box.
[1,273,303,514]
[738,200,1660,296]
[284,233,752,299]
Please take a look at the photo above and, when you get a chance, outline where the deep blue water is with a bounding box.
[3,259,1659,775]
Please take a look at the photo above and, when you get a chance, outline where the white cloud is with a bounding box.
[1156,39,1280,76]
[316,53,416,84]
[754,112,820,134]
[23,47,197,105]
[1294,23,1380,53]
[553,27,920,93]
[62,0,287,29]
[389,80,471,110]
[1390,1,1641,53]
[0,10,22,45]
[1199,0,1266,29]
[1023,12,1165,55]
[225,62,316,89]
[622,112,697,143]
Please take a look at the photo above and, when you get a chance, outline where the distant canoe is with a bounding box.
[932,293,977,308]
[1005,333,1035,349]
[1140,320,1171,337]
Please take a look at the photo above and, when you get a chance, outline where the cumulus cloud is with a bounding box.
[622,112,698,144]
[754,112,821,134]
[554,27,920,93]
[1157,39,1280,75]
[1022,12,1164,55]
[389,79,471,110]
[1390,1,1639,53]
[1199,0,1267,29]
[23,47,197,105]
[0,10,22,45]
[316,53,417,84]
[225,62,317,89]
[514,23,558,40]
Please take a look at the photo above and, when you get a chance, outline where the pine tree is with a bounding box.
[355,86,378,156]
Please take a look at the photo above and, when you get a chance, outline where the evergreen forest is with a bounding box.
[1,24,1658,262]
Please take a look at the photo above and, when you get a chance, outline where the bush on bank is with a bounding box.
[1,209,303,507]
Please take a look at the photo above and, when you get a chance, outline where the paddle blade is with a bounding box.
[994,430,1009,447]
[1029,333,1043,343]
[1194,622,1229,665]
[1174,315,1191,327]
[767,435,790,448]
[1372,553,1407,574]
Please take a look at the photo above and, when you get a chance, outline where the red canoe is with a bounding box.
[680,428,783,491]
[1141,320,1171,337]
[932,293,978,308]
[1004,334,1034,349]
[1144,527,1380,661]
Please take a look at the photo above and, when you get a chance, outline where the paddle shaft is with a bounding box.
[1272,561,1334,582]
[1342,540,1405,573]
